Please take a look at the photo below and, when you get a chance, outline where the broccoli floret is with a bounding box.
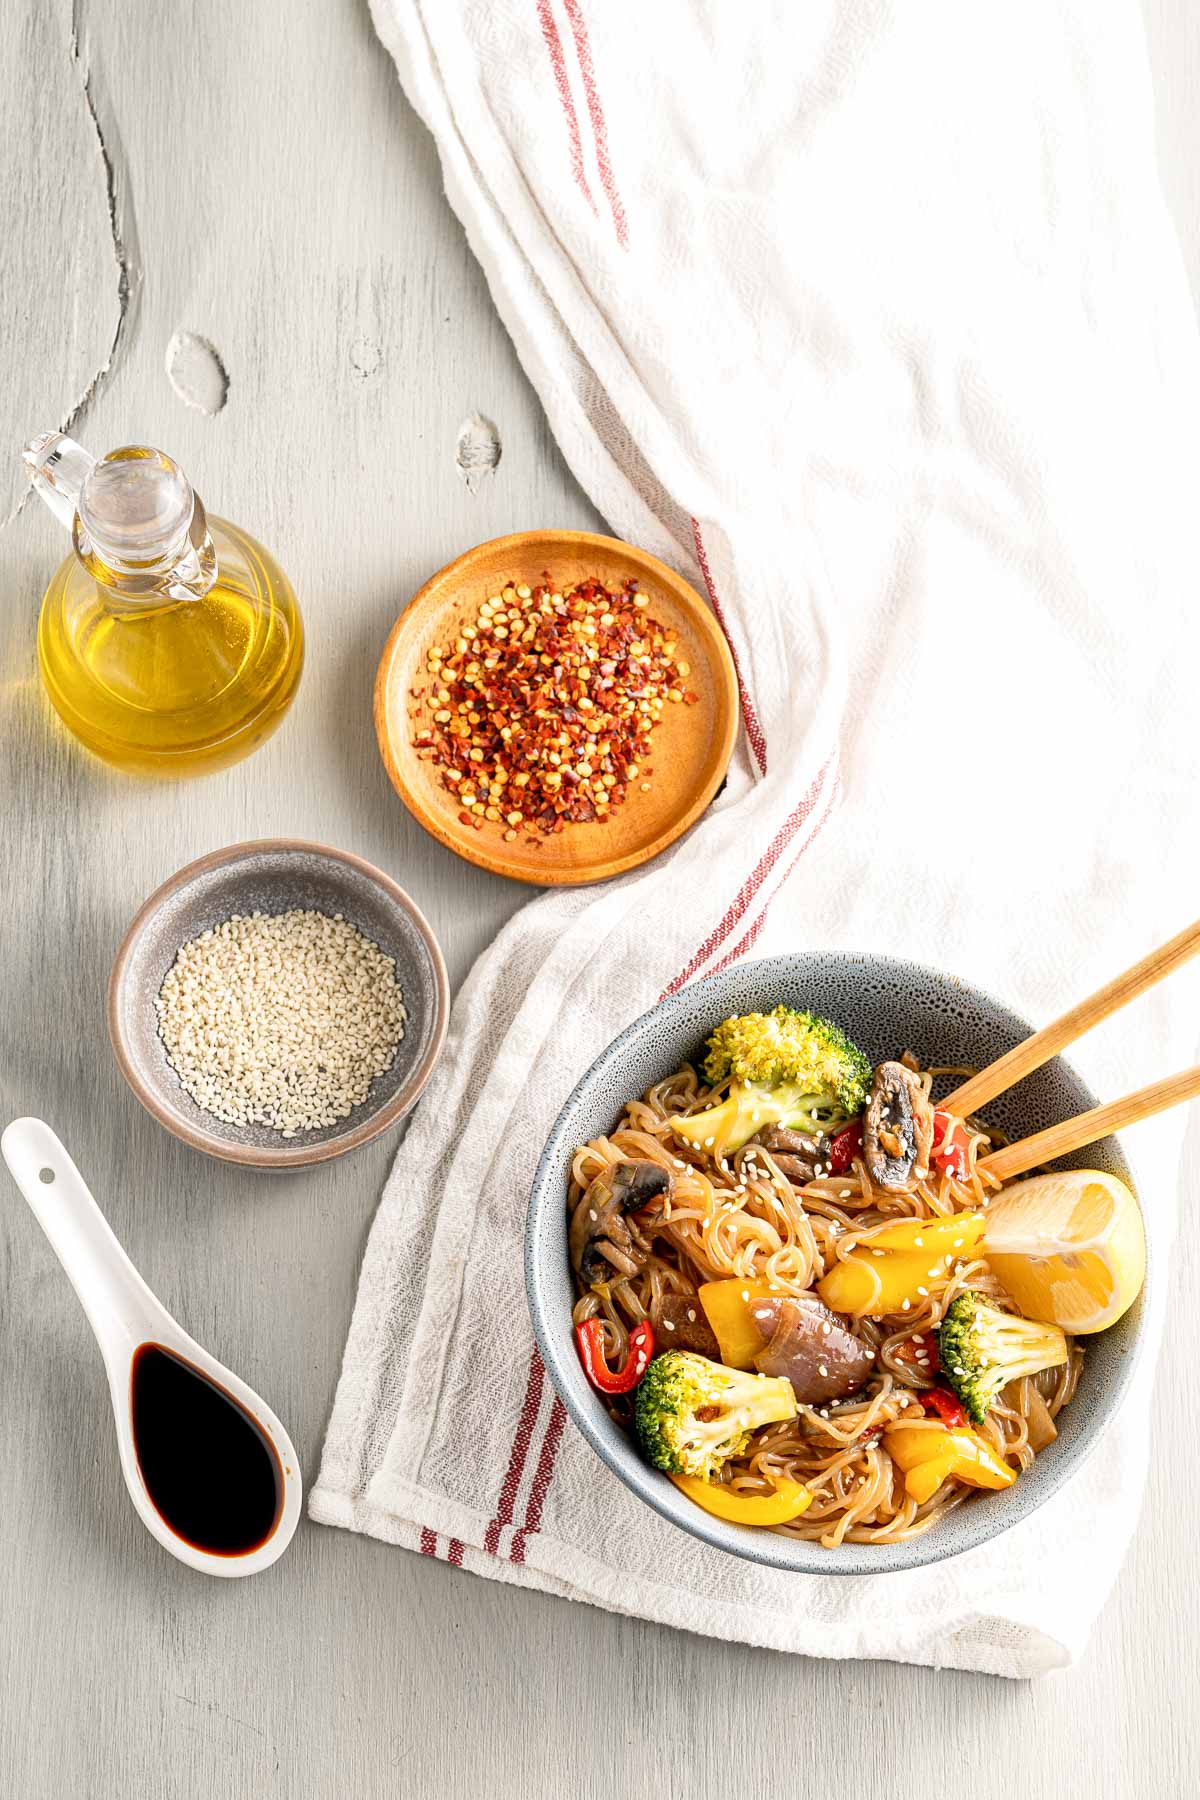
[672,1006,872,1156]
[634,1349,797,1480]
[937,1291,1069,1425]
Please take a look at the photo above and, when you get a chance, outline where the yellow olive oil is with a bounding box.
[24,437,303,777]
[37,516,303,776]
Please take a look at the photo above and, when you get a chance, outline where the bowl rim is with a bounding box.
[107,837,450,1169]
[525,950,1150,1575]
[373,528,740,887]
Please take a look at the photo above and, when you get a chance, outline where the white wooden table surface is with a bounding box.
[3,4,1197,1794]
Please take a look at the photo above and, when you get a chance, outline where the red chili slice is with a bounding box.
[826,1120,863,1175]
[930,1109,971,1180]
[575,1318,655,1395]
[922,1386,968,1428]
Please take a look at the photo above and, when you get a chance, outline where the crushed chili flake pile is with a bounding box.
[409,576,697,843]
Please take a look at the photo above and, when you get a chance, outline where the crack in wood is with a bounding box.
[0,3,142,540]
[66,2,141,431]
[3,4,143,532]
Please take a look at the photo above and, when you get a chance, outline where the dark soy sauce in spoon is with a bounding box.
[130,1344,282,1555]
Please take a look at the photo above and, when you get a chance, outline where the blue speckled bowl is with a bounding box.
[525,953,1147,1574]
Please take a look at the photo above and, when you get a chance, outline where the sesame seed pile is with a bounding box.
[410,575,697,844]
[155,910,407,1137]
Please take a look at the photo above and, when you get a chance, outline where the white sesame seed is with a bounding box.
[687,1309,696,1322]
[156,908,406,1135]
[818,1364,829,1378]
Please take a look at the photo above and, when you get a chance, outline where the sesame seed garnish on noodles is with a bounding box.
[155,908,406,1136]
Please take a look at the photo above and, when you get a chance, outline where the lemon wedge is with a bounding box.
[981,1169,1145,1334]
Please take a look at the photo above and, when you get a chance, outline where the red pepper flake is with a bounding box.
[414,576,688,836]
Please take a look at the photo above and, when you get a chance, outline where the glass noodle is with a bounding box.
[569,1063,1082,1546]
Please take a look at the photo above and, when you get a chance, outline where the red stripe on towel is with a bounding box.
[536,0,598,215]
[448,1538,464,1566]
[509,1396,568,1564]
[691,519,768,776]
[561,0,629,246]
[705,773,841,980]
[663,752,835,995]
[419,1527,438,1557]
[484,1348,546,1555]
[512,770,840,1552]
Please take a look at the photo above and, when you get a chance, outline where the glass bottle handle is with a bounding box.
[22,433,96,534]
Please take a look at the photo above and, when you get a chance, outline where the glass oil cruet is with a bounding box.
[23,434,304,775]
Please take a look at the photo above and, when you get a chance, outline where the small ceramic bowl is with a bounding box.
[525,952,1148,1574]
[109,840,449,1169]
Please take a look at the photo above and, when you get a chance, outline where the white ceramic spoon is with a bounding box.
[2,1117,302,1577]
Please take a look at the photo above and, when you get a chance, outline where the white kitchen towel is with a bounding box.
[310,0,1200,1675]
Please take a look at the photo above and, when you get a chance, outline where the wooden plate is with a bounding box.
[374,530,739,886]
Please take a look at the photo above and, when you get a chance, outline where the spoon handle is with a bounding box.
[1,1117,160,1362]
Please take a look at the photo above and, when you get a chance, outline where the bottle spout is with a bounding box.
[22,432,96,535]
[22,434,217,604]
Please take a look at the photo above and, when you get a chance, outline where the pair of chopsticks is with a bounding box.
[936,918,1200,1183]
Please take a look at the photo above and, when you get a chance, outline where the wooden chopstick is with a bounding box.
[978,1064,1200,1183]
[940,916,1200,1120]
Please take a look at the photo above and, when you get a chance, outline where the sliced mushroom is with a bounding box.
[754,1125,822,1185]
[651,1293,720,1356]
[748,1294,874,1404]
[568,1160,672,1289]
[862,1060,934,1191]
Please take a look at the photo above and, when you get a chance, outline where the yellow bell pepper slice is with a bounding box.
[865,1212,985,1254]
[816,1214,985,1318]
[669,1472,814,1526]
[885,1422,1016,1506]
[697,1279,779,1369]
[817,1249,940,1316]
